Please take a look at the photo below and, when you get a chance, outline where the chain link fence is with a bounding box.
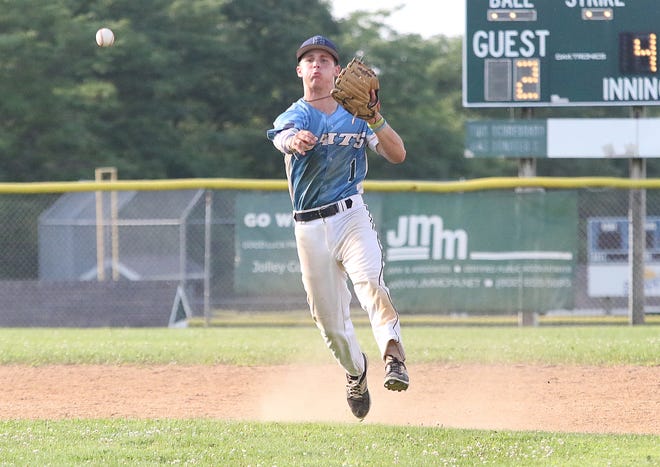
[0,178,658,326]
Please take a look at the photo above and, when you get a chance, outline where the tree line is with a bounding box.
[1,0,658,183]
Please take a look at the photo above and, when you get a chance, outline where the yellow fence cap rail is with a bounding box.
[1,176,660,194]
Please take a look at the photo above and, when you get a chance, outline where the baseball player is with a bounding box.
[266,35,409,420]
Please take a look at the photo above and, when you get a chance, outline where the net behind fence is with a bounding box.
[0,177,657,326]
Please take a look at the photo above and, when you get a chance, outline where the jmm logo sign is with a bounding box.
[386,215,468,262]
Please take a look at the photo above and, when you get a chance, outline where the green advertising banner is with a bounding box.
[465,120,547,158]
[379,191,577,312]
[234,192,302,295]
[234,191,578,313]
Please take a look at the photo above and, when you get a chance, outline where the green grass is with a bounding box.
[0,324,657,366]
[0,419,656,466]
[0,323,657,466]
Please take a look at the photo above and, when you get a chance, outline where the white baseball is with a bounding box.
[96,28,115,47]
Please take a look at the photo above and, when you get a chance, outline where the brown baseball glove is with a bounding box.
[331,58,380,121]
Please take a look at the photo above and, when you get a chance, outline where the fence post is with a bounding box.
[94,167,119,281]
[629,106,646,325]
[517,107,539,326]
[203,190,212,326]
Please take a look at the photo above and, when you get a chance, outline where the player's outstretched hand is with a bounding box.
[288,130,318,156]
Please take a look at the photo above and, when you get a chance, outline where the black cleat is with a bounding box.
[346,353,370,419]
[384,355,409,392]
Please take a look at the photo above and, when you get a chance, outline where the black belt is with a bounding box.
[294,199,353,222]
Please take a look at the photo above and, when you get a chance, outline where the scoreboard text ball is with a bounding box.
[463,0,660,107]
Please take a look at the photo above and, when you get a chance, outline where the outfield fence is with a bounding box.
[0,176,658,326]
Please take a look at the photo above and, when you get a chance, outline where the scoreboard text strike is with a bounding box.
[463,0,660,107]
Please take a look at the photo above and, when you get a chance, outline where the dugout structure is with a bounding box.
[38,189,207,282]
[38,189,209,309]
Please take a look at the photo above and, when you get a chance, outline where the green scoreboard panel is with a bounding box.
[463,0,660,107]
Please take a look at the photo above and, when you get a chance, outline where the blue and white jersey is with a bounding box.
[267,99,379,211]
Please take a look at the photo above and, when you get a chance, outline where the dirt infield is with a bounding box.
[1,363,658,434]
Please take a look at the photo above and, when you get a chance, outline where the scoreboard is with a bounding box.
[463,0,660,107]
